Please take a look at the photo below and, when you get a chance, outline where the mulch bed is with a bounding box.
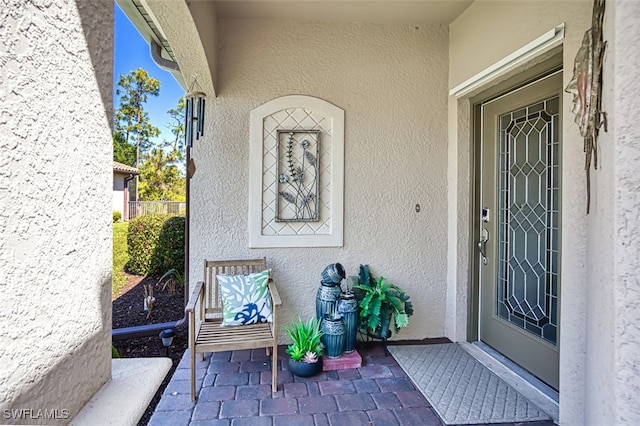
[112,273,188,426]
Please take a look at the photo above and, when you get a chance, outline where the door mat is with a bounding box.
[387,344,550,425]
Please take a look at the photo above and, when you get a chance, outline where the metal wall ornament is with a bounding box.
[276,130,320,222]
[565,0,607,214]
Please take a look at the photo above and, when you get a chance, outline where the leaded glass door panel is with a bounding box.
[479,73,561,390]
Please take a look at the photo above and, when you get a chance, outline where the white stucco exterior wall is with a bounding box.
[583,4,615,424]
[190,20,450,340]
[448,1,593,424]
[444,95,471,343]
[606,2,640,424]
[0,1,113,423]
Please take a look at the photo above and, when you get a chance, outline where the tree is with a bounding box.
[164,97,185,157]
[114,68,161,168]
[138,148,186,201]
[113,76,187,201]
[113,131,136,166]
[136,97,187,202]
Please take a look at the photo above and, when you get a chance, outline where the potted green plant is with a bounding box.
[353,265,414,340]
[283,317,324,377]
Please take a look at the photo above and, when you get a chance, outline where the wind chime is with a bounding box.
[185,83,206,179]
[185,89,206,148]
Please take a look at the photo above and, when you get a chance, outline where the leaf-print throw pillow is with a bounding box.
[217,269,272,326]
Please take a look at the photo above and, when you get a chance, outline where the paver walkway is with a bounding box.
[148,344,556,426]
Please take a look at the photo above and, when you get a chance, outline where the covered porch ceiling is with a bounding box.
[118,0,473,96]
[213,0,474,24]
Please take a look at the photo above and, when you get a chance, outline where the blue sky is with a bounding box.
[114,3,185,145]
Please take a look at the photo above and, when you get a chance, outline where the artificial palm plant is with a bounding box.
[353,265,414,339]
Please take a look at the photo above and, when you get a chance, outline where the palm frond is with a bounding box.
[355,271,413,336]
[404,300,414,316]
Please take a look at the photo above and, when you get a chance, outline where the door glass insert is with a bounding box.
[496,96,559,345]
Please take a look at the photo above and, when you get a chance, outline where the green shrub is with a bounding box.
[151,215,186,275]
[127,214,185,276]
[113,210,122,223]
[112,222,129,297]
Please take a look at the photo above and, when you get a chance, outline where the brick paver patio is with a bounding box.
[148,344,557,426]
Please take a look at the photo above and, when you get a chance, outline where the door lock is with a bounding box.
[478,229,489,265]
[482,208,490,223]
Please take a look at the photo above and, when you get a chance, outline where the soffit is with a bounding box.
[212,0,473,25]
[118,0,215,94]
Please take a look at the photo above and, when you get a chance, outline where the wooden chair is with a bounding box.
[186,258,281,400]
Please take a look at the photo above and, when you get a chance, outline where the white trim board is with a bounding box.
[248,95,345,248]
[450,23,565,98]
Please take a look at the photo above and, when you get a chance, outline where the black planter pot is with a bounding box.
[366,328,392,340]
[360,328,392,357]
[287,356,323,378]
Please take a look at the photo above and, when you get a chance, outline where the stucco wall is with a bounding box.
[0,1,113,424]
[607,2,640,424]
[444,95,471,343]
[583,3,615,424]
[190,20,449,340]
[448,1,593,424]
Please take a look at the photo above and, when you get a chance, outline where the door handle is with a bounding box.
[478,229,489,265]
